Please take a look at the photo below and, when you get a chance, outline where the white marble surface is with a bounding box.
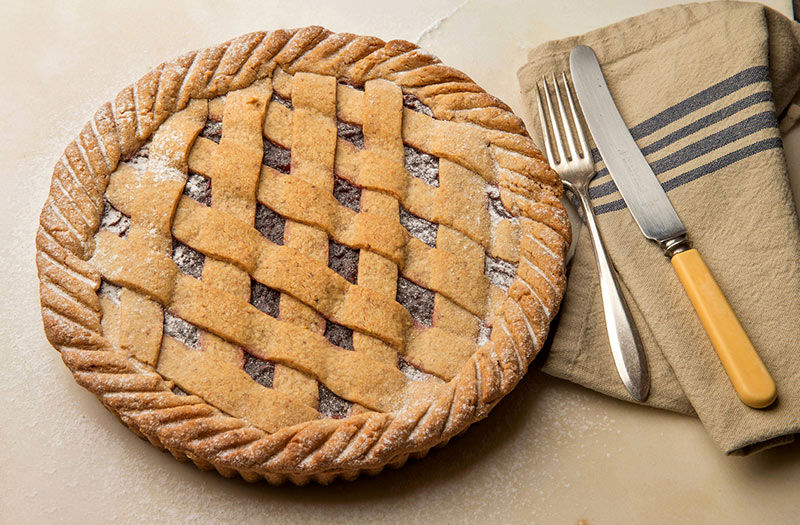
[2,1,799,523]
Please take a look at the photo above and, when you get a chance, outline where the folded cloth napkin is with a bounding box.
[518,1,800,455]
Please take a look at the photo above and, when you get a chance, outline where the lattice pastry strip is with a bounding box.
[354,79,405,367]
[273,72,339,409]
[198,79,272,369]
[110,100,207,366]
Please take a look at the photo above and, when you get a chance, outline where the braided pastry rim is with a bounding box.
[35,26,571,485]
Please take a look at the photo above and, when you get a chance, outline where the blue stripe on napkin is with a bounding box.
[585,66,782,215]
[593,90,773,180]
[594,137,783,214]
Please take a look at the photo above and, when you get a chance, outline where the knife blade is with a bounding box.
[569,46,686,247]
[569,45,777,409]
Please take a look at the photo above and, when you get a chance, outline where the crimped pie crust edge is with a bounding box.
[35,26,570,485]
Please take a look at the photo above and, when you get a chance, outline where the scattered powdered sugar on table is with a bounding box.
[494,378,625,520]
[416,0,472,45]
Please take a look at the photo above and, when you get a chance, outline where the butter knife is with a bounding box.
[569,45,777,409]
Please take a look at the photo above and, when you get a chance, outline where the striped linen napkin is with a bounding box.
[517,1,800,454]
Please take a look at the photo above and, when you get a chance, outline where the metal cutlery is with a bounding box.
[569,45,777,408]
[537,72,650,402]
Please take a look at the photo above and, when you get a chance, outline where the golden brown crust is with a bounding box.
[36,26,570,485]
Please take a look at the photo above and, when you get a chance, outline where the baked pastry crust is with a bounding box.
[35,26,570,485]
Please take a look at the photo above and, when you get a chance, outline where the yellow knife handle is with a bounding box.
[671,249,776,408]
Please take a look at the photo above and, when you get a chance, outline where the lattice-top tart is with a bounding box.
[36,26,570,485]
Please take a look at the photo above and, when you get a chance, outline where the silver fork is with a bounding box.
[537,72,649,401]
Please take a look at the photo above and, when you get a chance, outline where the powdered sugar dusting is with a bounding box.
[172,386,189,396]
[485,254,517,290]
[404,145,439,186]
[171,240,204,278]
[254,204,285,245]
[200,120,222,143]
[482,180,520,295]
[398,358,439,383]
[147,158,187,184]
[328,240,359,284]
[332,175,361,212]
[250,279,280,318]
[403,93,434,117]
[399,207,437,248]
[99,200,130,237]
[337,121,364,149]
[263,140,291,173]
[183,172,211,206]
[396,276,434,327]
[271,92,293,109]
[324,320,354,350]
[487,185,514,226]
[477,322,492,346]
[122,148,151,176]
[98,280,121,303]
[317,384,352,419]
[243,353,274,388]
[338,79,365,91]
[129,141,150,161]
[163,311,199,349]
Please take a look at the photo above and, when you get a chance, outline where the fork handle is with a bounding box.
[573,184,650,401]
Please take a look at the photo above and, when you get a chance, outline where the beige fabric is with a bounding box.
[518,1,800,455]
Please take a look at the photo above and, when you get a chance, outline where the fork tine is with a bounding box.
[535,83,556,166]
[541,77,566,165]
[551,73,578,162]
[562,71,590,159]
